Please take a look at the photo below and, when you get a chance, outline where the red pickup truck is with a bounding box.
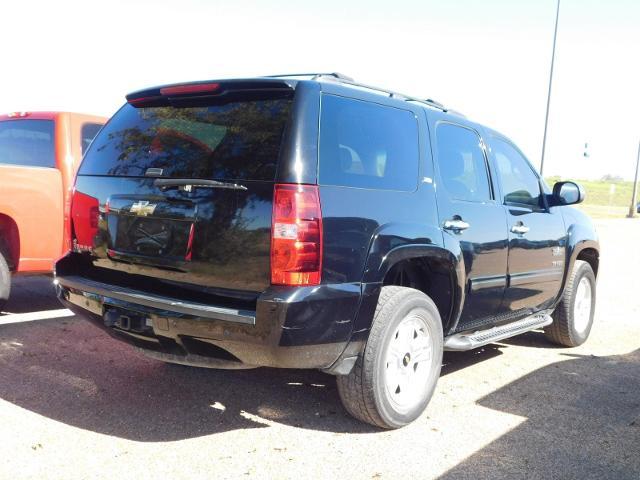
[0,111,107,310]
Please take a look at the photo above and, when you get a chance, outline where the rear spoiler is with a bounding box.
[125,79,295,107]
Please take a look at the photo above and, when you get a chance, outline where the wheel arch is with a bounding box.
[566,221,600,280]
[575,246,599,278]
[555,222,600,306]
[361,243,465,335]
[0,213,20,271]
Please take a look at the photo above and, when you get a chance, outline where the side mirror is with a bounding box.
[550,181,585,206]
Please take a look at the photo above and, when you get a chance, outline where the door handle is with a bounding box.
[443,218,470,233]
[511,223,530,235]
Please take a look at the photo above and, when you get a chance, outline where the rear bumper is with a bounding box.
[55,275,361,369]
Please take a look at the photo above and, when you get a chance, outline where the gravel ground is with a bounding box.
[0,219,638,480]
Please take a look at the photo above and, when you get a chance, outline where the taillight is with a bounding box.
[271,184,323,286]
[160,83,220,96]
[70,190,100,251]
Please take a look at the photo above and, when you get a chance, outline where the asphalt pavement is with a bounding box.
[0,219,638,479]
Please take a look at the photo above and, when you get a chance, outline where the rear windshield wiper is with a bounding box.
[153,178,248,192]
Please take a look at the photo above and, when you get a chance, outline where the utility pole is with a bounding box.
[540,0,561,175]
[628,140,640,218]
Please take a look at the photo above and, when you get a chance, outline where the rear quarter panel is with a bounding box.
[0,164,63,272]
[316,84,442,287]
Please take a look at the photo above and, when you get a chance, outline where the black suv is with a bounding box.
[55,73,599,429]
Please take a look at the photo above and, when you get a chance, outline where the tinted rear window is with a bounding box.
[319,94,419,191]
[79,96,292,180]
[0,119,55,168]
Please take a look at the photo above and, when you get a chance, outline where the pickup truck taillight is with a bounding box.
[70,190,100,251]
[271,184,323,286]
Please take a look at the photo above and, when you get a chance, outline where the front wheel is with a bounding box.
[545,260,596,347]
[337,286,443,429]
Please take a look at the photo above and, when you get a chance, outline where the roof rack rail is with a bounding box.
[266,72,354,81]
[425,98,445,109]
[331,77,452,113]
[264,73,462,116]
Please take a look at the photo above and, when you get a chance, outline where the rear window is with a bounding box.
[79,96,292,180]
[0,119,55,168]
[81,122,103,155]
[319,94,419,191]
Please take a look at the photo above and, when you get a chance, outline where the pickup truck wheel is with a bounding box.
[336,286,443,429]
[545,260,596,347]
[0,249,10,311]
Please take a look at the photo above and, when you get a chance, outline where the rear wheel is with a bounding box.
[545,260,596,347]
[337,286,443,429]
[0,249,10,311]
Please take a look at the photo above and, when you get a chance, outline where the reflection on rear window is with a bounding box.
[79,97,292,181]
[0,119,55,168]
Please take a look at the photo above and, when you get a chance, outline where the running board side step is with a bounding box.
[444,313,553,351]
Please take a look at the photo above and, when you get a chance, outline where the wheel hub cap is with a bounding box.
[384,314,433,409]
[573,277,593,334]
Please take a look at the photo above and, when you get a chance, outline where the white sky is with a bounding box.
[3,0,639,179]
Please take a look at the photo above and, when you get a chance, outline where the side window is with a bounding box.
[435,123,492,202]
[319,94,419,191]
[491,138,543,209]
[0,119,55,168]
[81,123,103,156]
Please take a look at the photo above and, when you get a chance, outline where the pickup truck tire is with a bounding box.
[336,286,443,429]
[0,248,10,311]
[545,260,596,347]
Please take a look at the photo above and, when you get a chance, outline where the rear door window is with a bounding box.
[81,123,103,155]
[319,94,419,191]
[0,119,55,168]
[79,96,292,180]
[435,123,492,203]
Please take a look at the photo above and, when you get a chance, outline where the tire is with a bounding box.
[337,286,443,429]
[545,260,596,347]
[0,248,10,312]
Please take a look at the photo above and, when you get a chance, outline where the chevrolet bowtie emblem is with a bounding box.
[130,201,157,216]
